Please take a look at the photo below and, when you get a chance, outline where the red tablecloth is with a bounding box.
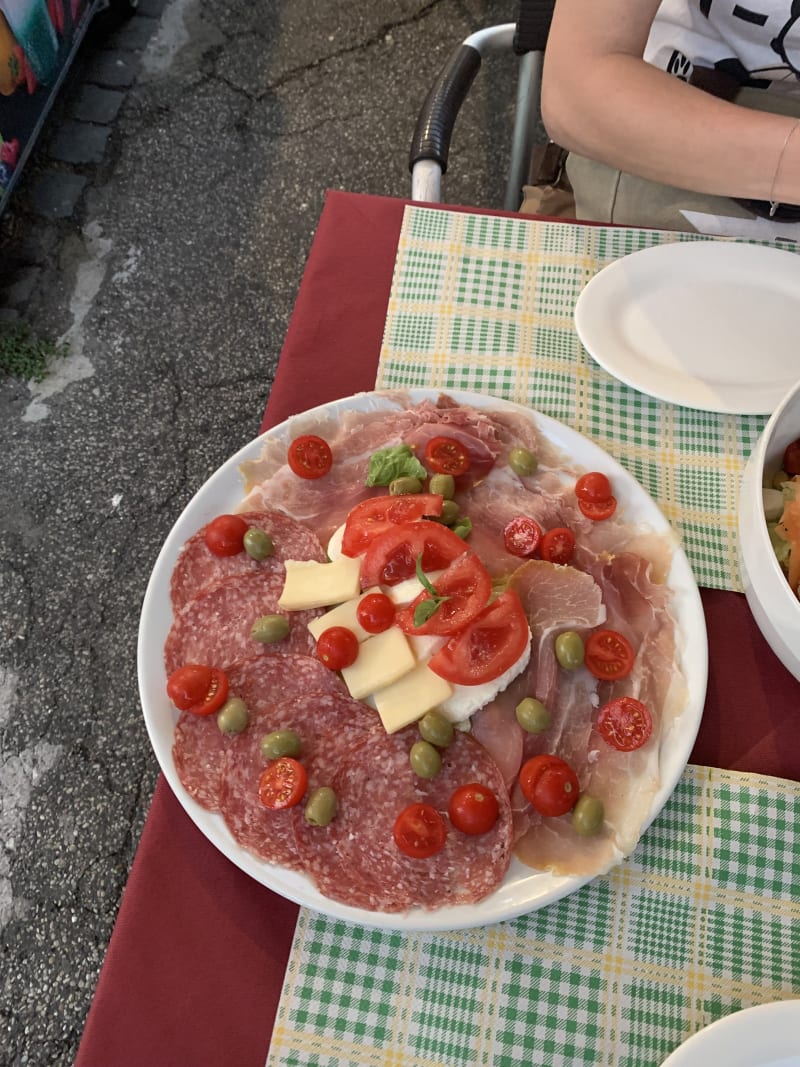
[75,190,800,1067]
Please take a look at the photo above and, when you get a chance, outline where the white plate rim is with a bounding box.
[574,240,800,415]
[137,388,708,932]
[661,999,800,1066]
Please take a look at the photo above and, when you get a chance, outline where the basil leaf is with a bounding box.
[413,599,442,627]
[365,445,427,487]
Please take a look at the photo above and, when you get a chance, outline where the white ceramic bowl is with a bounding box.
[739,376,800,683]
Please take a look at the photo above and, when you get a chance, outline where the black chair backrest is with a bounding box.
[514,0,555,56]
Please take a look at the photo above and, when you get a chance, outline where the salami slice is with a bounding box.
[219,693,381,869]
[170,509,326,613]
[172,654,347,812]
[164,571,319,676]
[294,726,512,912]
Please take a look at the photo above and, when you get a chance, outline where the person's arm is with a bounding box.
[541,0,800,205]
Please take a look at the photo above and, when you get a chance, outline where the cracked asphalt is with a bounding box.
[0,0,519,1061]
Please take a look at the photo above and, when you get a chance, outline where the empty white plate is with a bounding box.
[574,240,800,414]
[661,1001,800,1066]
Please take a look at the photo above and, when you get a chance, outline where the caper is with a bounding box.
[452,516,473,540]
[571,795,605,837]
[304,786,338,827]
[509,446,538,478]
[429,473,455,500]
[555,630,585,670]
[439,500,460,526]
[418,710,454,748]
[216,696,249,734]
[409,740,442,779]
[243,527,274,561]
[515,697,551,734]
[389,476,424,496]
[260,728,302,760]
[251,613,290,643]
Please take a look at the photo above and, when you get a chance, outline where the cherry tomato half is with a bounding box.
[315,626,359,670]
[575,472,613,503]
[429,590,530,686]
[166,664,229,716]
[204,514,248,557]
[287,434,333,479]
[424,436,471,477]
[395,551,492,636]
[519,754,580,817]
[597,697,653,751]
[541,526,576,565]
[341,494,443,558]
[585,629,635,681]
[258,757,308,809]
[360,519,467,587]
[783,437,800,476]
[578,496,617,521]
[356,592,396,634]
[393,803,447,858]
[503,515,543,558]
[448,783,500,835]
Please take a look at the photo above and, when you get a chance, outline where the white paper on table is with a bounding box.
[681,209,800,243]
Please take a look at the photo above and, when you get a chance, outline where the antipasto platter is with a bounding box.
[138,389,708,931]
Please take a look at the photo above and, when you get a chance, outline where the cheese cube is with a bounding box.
[373,664,454,733]
[307,587,383,643]
[278,555,361,611]
[340,628,416,701]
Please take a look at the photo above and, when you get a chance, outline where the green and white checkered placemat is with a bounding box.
[373,206,793,592]
[265,766,800,1067]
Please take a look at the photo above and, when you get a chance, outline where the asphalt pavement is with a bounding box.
[0,0,521,1062]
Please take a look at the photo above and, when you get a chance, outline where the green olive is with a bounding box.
[389,476,424,496]
[243,527,274,561]
[429,473,455,500]
[304,786,338,827]
[260,728,302,760]
[418,710,454,748]
[216,697,249,734]
[409,740,442,779]
[555,630,584,670]
[509,446,538,478]
[571,795,605,836]
[439,500,460,526]
[515,697,551,734]
[251,614,290,643]
[452,517,472,540]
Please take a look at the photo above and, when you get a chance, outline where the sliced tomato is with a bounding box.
[448,783,500,835]
[393,803,447,858]
[541,526,576,565]
[519,755,580,817]
[166,664,229,716]
[597,697,653,751]
[204,514,248,557]
[575,472,612,503]
[258,757,308,809]
[287,434,333,479]
[341,493,443,557]
[424,436,471,476]
[359,519,466,588]
[503,516,543,558]
[356,592,395,634]
[428,590,530,686]
[315,626,359,670]
[395,551,492,636]
[578,496,617,521]
[585,629,635,680]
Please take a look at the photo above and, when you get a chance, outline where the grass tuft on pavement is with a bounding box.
[0,322,68,382]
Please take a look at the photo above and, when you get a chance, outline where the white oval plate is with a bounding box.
[574,241,800,414]
[138,389,708,932]
[661,1000,800,1066]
